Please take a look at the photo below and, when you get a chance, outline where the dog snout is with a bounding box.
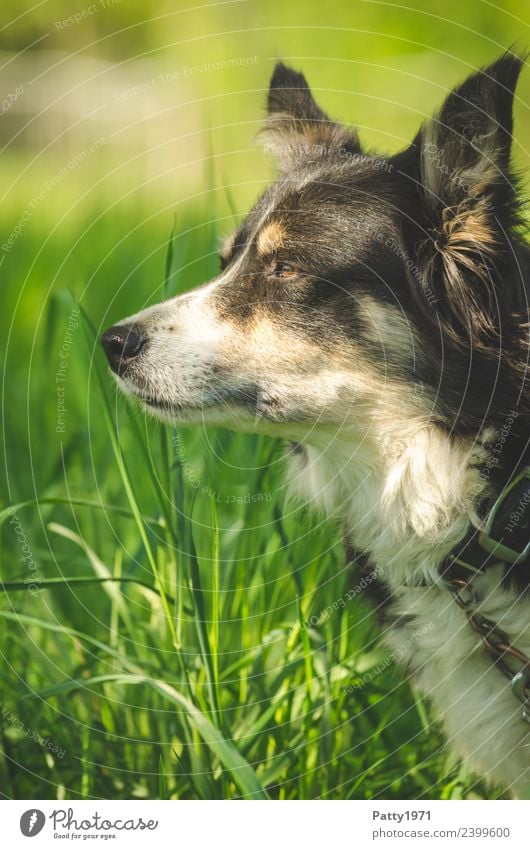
[101,324,147,374]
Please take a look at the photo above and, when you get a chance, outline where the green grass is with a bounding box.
[0,184,494,800]
[4,0,528,798]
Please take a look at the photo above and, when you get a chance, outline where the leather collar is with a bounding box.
[442,467,530,581]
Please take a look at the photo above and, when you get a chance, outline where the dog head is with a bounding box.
[102,55,528,441]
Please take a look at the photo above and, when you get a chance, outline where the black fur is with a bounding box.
[218,55,530,460]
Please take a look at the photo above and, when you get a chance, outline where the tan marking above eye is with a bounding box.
[257,220,286,256]
[220,231,237,264]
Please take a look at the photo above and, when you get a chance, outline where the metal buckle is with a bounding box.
[448,579,474,609]
[478,466,530,563]
[511,668,530,724]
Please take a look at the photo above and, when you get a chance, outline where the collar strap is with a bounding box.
[444,466,530,578]
[442,466,530,724]
[476,466,530,563]
[447,575,530,723]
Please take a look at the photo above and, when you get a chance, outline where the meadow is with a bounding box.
[2,0,530,800]
[0,182,490,800]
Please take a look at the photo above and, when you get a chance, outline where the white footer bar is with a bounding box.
[2,799,527,848]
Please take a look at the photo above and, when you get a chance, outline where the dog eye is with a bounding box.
[272,262,297,279]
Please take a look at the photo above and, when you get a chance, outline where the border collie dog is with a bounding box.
[102,54,530,797]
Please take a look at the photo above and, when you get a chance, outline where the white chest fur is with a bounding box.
[286,421,530,796]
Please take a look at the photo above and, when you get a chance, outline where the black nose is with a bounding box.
[100,324,147,374]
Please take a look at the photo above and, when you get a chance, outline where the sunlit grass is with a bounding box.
[0,182,496,800]
[3,0,528,799]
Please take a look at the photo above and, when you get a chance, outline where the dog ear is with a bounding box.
[403,53,525,351]
[417,52,523,212]
[258,62,361,168]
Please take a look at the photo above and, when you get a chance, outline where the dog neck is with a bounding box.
[287,415,491,589]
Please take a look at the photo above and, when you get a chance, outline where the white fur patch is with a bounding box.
[286,412,530,797]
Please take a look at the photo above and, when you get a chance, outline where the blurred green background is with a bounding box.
[1,0,529,800]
